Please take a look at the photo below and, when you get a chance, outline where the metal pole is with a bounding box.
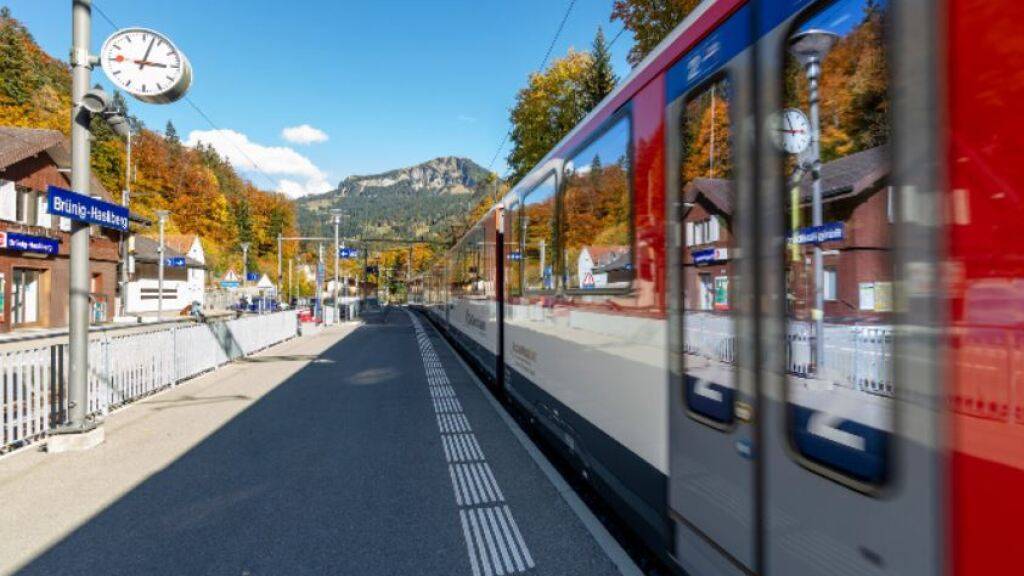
[67,0,93,430]
[808,58,825,374]
[119,127,131,316]
[288,257,294,304]
[333,215,340,322]
[157,211,167,321]
[316,243,324,322]
[277,234,282,300]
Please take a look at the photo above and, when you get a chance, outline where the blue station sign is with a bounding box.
[338,247,359,259]
[165,257,186,268]
[792,222,845,245]
[0,231,59,255]
[692,247,728,265]
[47,185,129,232]
[246,272,260,282]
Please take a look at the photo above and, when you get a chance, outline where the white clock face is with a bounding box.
[776,108,812,155]
[100,28,191,104]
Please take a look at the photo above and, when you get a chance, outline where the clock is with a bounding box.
[99,28,192,104]
[773,108,812,155]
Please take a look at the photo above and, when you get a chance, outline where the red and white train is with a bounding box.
[411,0,1023,573]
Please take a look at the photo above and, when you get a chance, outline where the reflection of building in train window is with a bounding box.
[563,115,632,291]
[714,276,729,310]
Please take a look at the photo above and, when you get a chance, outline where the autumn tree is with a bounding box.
[507,50,592,184]
[611,0,700,67]
[683,80,733,183]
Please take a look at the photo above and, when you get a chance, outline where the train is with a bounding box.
[410,0,1023,573]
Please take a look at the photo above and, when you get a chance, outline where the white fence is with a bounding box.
[1,311,298,452]
[683,311,893,396]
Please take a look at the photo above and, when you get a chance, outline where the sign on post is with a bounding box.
[47,185,129,231]
[0,231,59,255]
[791,222,844,245]
[338,247,359,259]
[165,256,186,267]
[246,272,260,282]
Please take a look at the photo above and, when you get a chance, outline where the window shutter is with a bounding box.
[0,180,15,221]
[710,215,720,242]
[59,217,71,232]
[36,195,52,228]
[685,222,694,246]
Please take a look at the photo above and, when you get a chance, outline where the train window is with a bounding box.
[506,200,523,297]
[522,174,558,292]
[681,77,737,428]
[781,0,893,487]
[563,115,632,292]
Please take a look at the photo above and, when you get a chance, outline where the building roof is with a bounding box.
[163,234,200,256]
[0,126,113,201]
[133,235,205,268]
[683,144,890,216]
[583,245,628,265]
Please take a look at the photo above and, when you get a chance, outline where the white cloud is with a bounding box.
[281,124,329,145]
[186,128,333,198]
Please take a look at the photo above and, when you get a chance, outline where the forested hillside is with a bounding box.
[0,7,296,276]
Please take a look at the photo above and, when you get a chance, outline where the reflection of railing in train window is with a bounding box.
[521,174,557,293]
[681,76,736,428]
[562,115,632,292]
[782,0,893,486]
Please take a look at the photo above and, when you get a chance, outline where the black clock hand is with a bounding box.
[139,37,155,70]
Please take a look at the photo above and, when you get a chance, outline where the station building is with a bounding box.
[0,126,121,333]
[681,144,892,322]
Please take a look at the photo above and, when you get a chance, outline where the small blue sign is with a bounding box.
[0,231,59,255]
[220,281,240,289]
[165,257,186,268]
[246,272,260,282]
[507,251,522,261]
[692,248,718,265]
[792,222,844,245]
[338,247,359,259]
[47,185,129,231]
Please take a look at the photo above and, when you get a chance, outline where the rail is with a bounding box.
[1,310,298,452]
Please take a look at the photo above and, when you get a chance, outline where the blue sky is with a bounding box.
[7,0,634,197]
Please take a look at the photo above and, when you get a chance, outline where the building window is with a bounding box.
[14,187,37,226]
[11,268,41,326]
[824,267,838,301]
[698,273,714,311]
[686,217,721,246]
[522,174,557,292]
[562,114,632,291]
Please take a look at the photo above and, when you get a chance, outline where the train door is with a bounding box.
[756,0,942,574]
[665,5,758,574]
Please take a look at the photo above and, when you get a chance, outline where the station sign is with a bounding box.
[246,272,260,282]
[47,185,129,231]
[165,256,186,267]
[507,251,522,261]
[792,222,844,245]
[693,247,729,265]
[338,247,359,259]
[0,231,59,255]
[220,280,240,289]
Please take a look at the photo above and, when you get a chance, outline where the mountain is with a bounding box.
[297,156,494,241]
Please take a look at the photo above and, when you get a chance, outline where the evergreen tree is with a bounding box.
[582,27,618,112]
[611,0,700,67]
[164,120,179,145]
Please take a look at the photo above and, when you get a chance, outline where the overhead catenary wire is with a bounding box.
[485,0,578,174]
[91,1,280,190]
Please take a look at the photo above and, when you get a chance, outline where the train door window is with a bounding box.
[781,0,892,487]
[563,114,632,292]
[507,200,523,297]
[522,174,557,292]
[681,77,737,427]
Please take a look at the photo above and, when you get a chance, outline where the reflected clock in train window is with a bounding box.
[100,28,192,104]
[773,108,812,155]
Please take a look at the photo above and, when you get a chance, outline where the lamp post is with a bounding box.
[789,29,839,376]
[240,242,250,289]
[155,210,169,321]
[120,122,132,317]
[331,209,341,322]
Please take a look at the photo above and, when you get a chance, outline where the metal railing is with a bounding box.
[683,311,893,396]
[1,310,298,452]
